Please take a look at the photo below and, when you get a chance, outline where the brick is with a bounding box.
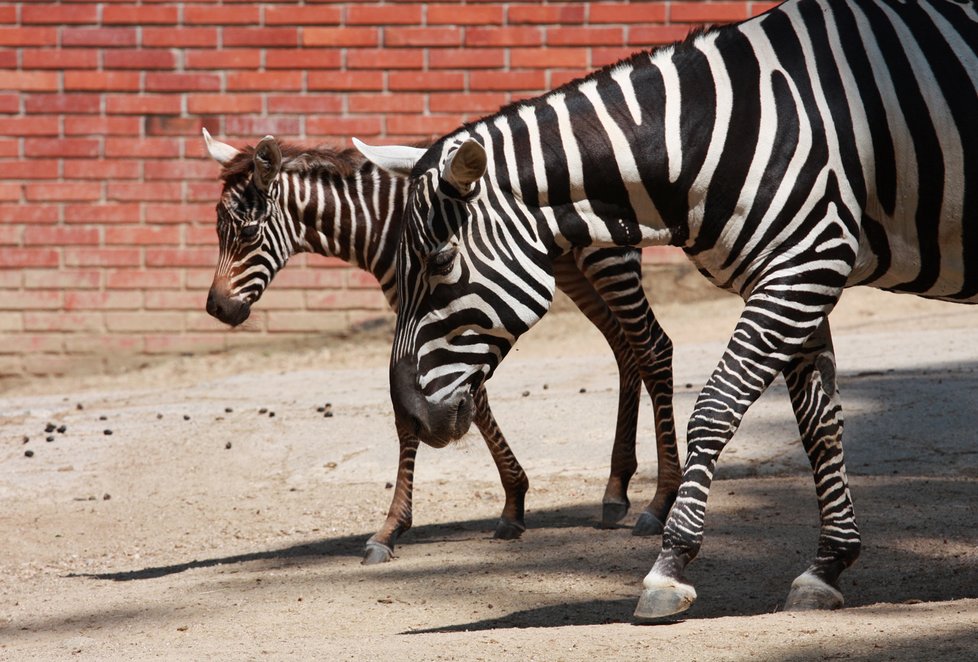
[306,290,386,310]
[508,4,585,24]
[223,116,301,137]
[61,27,137,48]
[22,4,97,24]
[145,115,203,137]
[104,138,181,159]
[549,69,594,88]
[0,249,59,269]
[22,49,98,70]
[63,159,139,180]
[470,70,547,91]
[107,182,183,202]
[0,225,21,244]
[349,93,426,114]
[266,311,348,333]
[548,27,624,47]
[347,4,422,25]
[384,27,462,48]
[107,94,183,115]
[0,204,60,224]
[25,183,101,202]
[429,5,502,25]
[0,71,59,92]
[429,48,506,70]
[65,203,140,224]
[66,334,144,354]
[143,28,217,48]
[64,71,141,91]
[145,247,216,268]
[265,5,341,25]
[23,311,104,333]
[671,2,750,23]
[510,48,589,69]
[265,49,342,70]
[0,159,59,179]
[227,71,304,91]
[103,5,179,24]
[0,116,60,136]
[589,3,668,23]
[103,49,176,70]
[184,226,218,246]
[466,27,542,47]
[24,226,100,246]
[182,268,217,290]
[0,183,20,201]
[106,312,184,333]
[266,95,344,115]
[185,5,260,25]
[0,27,57,47]
[24,269,101,289]
[0,334,63,353]
[0,313,21,333]
[145,160,215,181]
[261,268,345,290]
[185,181,223,203]
[187,94,263,115]
[24,94,101,114]
[65,291,142,311]
[144,334,225,354]
[388,71,465,91]
[0,140,17,157]
[629,25,696,47]
[302,27,379,48]
[347,49,423,70]
[185,49,261,70]
[104,226,181,245]
[751,2,783,16]
[429,92,508,114]
[386,115,464,138]
[64,248,141,268]
[106,269,183,289]
[144,203,212,224]
[0,94,18,113]
[0,290,61,309]
[224,27,297,48]
[306,116,382,138]
[307,71,384,92]
[146,73,222,92]
[66,116,141,136]
[25,138,100,159]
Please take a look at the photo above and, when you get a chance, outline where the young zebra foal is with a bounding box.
[201,130,682,563]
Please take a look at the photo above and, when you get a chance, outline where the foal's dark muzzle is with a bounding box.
[206,287,251,327]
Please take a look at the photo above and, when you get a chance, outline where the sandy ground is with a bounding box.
[1,287,977,661]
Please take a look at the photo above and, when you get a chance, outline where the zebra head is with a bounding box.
[356,136,557,447]
[203,129,290,327]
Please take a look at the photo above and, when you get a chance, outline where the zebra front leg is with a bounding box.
[781,321,860,610]
[362,428,419,565]
[634,285,843,622]
[472,385,529,539]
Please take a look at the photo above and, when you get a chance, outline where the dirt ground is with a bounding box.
[2,286,977,661]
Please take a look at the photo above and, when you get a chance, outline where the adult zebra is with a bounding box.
[200,130,682,563]
[356,0,978,620]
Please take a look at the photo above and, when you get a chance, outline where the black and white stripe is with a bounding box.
[359,0,978,618]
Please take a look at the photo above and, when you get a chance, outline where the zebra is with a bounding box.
[200,129,683,564]
[355,0,978,621]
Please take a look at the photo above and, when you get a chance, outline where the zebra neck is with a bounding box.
[279,165,405,301]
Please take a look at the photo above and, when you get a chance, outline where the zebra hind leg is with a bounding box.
[472,386,530,539]
[781,321,860,610]
[362,429,419,564]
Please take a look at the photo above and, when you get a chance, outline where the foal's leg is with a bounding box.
[363,427,419,564]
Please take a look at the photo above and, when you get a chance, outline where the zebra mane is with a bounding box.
[219,141,365,183]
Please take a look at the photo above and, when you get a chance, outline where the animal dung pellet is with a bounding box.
[103,429,113,436]
[522,390,530,397]
[579,387,587,393]
[76,403,84,410]
[21,436,29,444]
[45,436,54,443]
[156,413,163,419]
[98,415,107,421]
[225,407,233,413]
[268,411,275,418]
[183,415,191,421]
[323,403,333,418]
[102,494,111,501]
[24,450,34,458]
[258,408,268,414]
[225,441,232,450]
[44,422,56,433]
[56,425,67,434]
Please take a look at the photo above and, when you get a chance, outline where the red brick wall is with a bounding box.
[0,1,776,377]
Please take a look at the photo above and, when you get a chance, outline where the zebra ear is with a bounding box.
[202,127,240,165]
[253,135,282,191]
[443,139,486,194]
[352,138,424,176]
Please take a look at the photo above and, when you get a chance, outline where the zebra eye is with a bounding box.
[427,245,456,277]
[240,223,260,240]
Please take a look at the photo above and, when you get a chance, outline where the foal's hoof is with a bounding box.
[783,572,844,611]
[600,500,630,528]
[633,580,697,623]
[493,518,526,540]
[631,510,665,537]
[361,542,394,565]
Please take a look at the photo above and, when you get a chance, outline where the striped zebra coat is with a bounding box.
[356,0,978,620]
[201,131,681,563]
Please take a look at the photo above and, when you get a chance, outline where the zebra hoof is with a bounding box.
[633,581,697,624]
[783,572,844,611]
[599,500,630,528]
[493,518,526,540]
[631,510,665,537]
[361,542,394,565]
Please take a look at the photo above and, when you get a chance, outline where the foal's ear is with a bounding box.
[202,127,240,165]
[443,138,486,194]
[352,138,425,177]
[253,135,282,191]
